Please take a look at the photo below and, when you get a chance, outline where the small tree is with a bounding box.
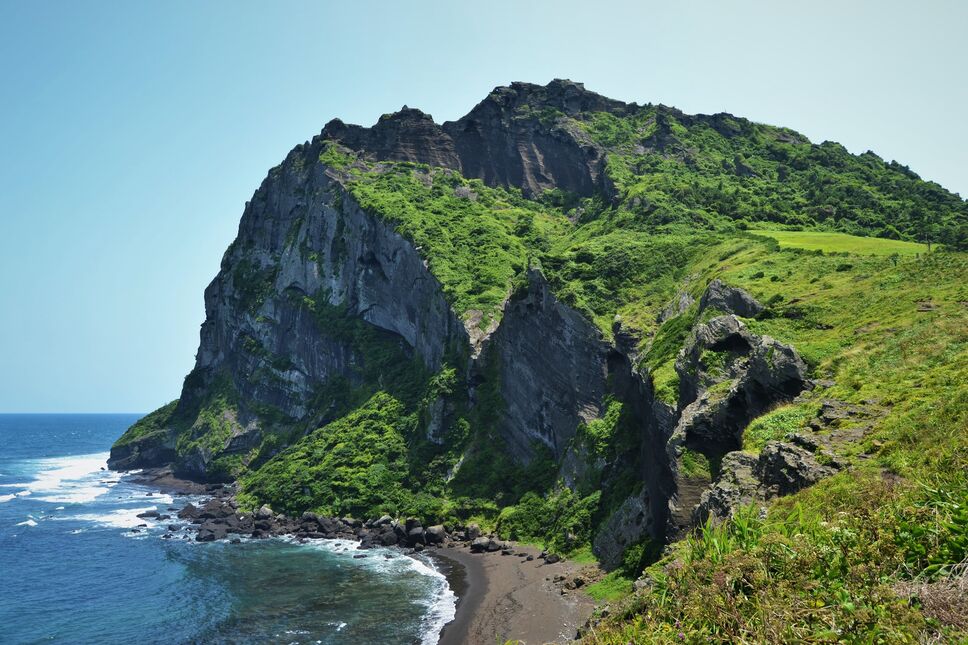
[910,207,941,253]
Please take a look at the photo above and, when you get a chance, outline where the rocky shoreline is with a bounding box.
[129,467,591,644]
[163,480,533,557]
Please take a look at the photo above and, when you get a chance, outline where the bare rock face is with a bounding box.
[321,79,624,198]
[698,279,763,318]
[666,314,809,536]
[695,437,841,525]
[487,269,609,461]
[593,489,655,570]
[675,315,808,431]
[692,451,761,523]
[161,144,471,477]
[657,291,695,323]
[107,433,177,471]
[754,438,840,496]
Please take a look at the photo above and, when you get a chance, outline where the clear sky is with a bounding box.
[1,1,965,413]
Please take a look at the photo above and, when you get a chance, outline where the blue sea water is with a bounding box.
[0,414,455,644]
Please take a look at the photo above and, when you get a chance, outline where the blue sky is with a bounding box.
[1,1,965,412]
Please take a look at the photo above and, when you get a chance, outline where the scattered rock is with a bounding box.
[698,279,763,318]
[755,440,839,496]
[470,537,490,553]
[658,291,696,323]
[177,504,200,520]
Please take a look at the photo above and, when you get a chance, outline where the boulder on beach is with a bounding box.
[407,526,426,545]
[424,525,446,544]
[470,537,490,553]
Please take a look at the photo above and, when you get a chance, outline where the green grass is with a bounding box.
[586,570,635,602]
[748,229,927,256]
[742,402,817,451]
[113,400,177,447]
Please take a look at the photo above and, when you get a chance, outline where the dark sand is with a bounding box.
[433,544,595,645]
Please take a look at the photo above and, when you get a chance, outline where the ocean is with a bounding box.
[0,414,456,644]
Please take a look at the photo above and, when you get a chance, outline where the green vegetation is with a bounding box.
[742,403,817,451]
[678,447,713,479]
[112,400,177,447]
[574,398,624,457]
[586,570,635,602]
[573,106,967,248]
[581,248,968,642]
[496,487,603,554]
[327,144,570,323]
[238,393,415,516]
[749,229,927,256]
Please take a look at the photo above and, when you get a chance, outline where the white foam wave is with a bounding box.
[16,518,37,527]
[65,506,158,529]
[0,489,32,503]
[409,555,458,645]
[133,492,173,505]
[2,452,116,504]
[290,538,456,644]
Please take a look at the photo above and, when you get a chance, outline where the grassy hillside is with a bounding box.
[748,229,926,256]
[570,106,967,248]
[578,247,967,642]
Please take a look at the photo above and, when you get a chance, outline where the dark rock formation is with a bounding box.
[109,81,848,570]
[755,437,841,496]
[486,269,609,461]
[698,279,763,318]
[666,314,809,536]
[107,434,176,471]
[321,79,627,198]
[695,435,841,525]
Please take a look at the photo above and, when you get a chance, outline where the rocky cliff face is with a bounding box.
[486,269,609,461]
[111,80,848,567]
[162,143,473,478]
[322,79,623,198]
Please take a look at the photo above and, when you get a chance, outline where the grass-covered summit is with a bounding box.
[114,80,967,642]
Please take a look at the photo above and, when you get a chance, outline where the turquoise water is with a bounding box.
[0,414,455,644]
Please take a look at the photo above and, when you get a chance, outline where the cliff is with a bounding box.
[110,80,967,598]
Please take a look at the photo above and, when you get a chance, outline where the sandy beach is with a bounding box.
[433,544,595,645]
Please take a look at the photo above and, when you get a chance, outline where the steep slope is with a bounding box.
[111,80,967,640]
